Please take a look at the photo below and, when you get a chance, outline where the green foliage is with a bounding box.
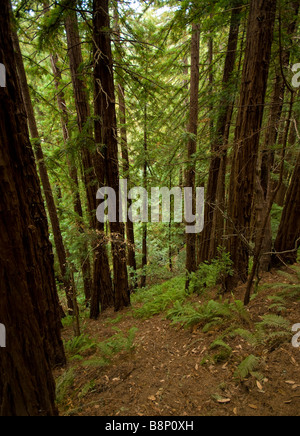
[64,334,97,360]
[230,314,291,351]
[132,275,188,319]
[188,248,234,294]
[83,327,138,368]
[167,297,250,331]
[209,339,232,363]
[78,380,96,400]
[56,368,75,405]
[234,355,261,381]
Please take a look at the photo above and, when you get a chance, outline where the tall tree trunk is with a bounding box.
[198,5,241,265]
[0,0,65,415]
[225,0,276,291]
[185,22,200,289]
[141,105,148,288]
[64,2,114,317]
[49,51,92,303]
[93,0,130,311]
[114,5,137,289]
[11,16,74,314]
[257,0,300,272]
[273,150,300,265]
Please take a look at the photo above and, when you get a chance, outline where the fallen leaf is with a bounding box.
[217,398,231,404]
[148,395,156,402]
[256,381,263,391]
[233,408,237,415]
[285,381,296,385]
[248,404,258,410]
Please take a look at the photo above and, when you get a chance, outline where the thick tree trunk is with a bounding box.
[273,150,300,265]
[11,16,74,314]
[185,22,200,288]
[64,2,114,317]
[198,5,241,264]
[225,0,276,291]
[257,1,299,272]
[0,0,65,415]
[93,0,130,311]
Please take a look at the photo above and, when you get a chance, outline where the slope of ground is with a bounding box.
[55,266,300,417]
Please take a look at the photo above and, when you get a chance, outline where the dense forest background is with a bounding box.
[0,0,299,417]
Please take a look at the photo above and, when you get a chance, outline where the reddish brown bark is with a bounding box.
[0,0,65,415]
[273,150,300,265]
[185,23,200,288]
[11,16,74,314]
[93,0,130,311]
[64,2,114,317]
[198,5,241,265]
[225,0,276,291]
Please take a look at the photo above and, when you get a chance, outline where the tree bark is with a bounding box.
[114,5,137,289]
[257,0,299,272]
[225,0,276,291]
[0,0,65,415]
[64,2,114,317]
[49,50,92,303]
[93,0,130,311]
[198,5,241,264]
[11,14,74,314]
[185,22,200,288]
[273,150,300,265]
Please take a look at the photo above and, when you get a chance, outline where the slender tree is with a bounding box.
[185,22,200,288]
[114,4,137,289]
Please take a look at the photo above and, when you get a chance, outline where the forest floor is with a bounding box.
[55,265,300,417]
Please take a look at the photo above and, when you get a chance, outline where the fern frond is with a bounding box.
[234,355,260,380]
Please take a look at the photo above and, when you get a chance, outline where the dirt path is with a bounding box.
[57,270,300,416]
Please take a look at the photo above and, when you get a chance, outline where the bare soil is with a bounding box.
[56,267,300,416]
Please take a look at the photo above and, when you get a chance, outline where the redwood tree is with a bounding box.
[198,4,242,264]
[0,0,65,415]
[64,1,114,317]
[185,22,200,288]
[93,0,130,311]
[225,0,277,290]
[273,150,300,265]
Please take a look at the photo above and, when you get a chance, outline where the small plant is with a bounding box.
[234,354,261,381]
[263,265,300,301]
[78,380,96,400]
[189,248,233,294]
[209,339,232,363]
[64,334,97,360]
[83,327,138,368]
[133,276,188,319]
[167,297,250,332]
[56,368,75,405]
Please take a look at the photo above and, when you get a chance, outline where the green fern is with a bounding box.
[263,266,300,301]
[234,355,260,380]
[64,334,97,358]
[210,339,233,363]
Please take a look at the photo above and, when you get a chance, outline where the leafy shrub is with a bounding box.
[132,275,188,319]
[188,248,233,294]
